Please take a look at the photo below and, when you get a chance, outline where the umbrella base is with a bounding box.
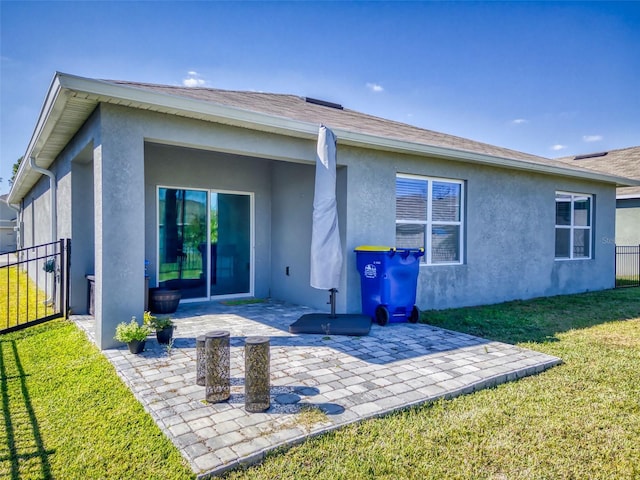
[289,313,371,336]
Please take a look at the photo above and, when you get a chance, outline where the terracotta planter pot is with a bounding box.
[149,288,181,314]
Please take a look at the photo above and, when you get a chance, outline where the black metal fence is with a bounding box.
[0,239,70,334]
[615,245,640,288]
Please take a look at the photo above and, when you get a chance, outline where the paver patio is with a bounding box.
[73,300,561,479]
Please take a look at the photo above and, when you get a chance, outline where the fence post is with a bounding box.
[65,239,71,317]
[615,244,618,288]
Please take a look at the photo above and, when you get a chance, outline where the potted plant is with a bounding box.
[114,317,151,354]
[144,311,175,345]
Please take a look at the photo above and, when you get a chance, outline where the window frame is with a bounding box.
[156,185,255,302]
[396,174,465,265]
[554,191,593,261]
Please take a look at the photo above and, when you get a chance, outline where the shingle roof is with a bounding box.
[10,73,636,205]
[556,146,640,197]
[106,80,561,166]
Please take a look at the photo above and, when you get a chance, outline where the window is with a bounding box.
[396,175,464,264]
[555,192,592,260]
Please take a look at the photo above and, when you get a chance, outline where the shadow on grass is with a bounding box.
[0,340,55,480]
[421,288,640,345]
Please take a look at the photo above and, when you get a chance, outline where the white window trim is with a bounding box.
[396,174,465,266]
[555,191,593,261]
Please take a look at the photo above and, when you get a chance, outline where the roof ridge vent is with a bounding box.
[574,151,608,160]
[305,97,343,110]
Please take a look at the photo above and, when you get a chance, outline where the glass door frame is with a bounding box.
[156,185,255,302]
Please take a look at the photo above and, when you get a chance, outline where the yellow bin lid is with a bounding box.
[354,245,395,252]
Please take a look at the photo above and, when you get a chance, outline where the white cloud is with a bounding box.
[512,118,527,125]
[366,82,384,93]
[183,77,205,87]
[551,144,567,151]
[182,71,206,87]
[583,135,603,142]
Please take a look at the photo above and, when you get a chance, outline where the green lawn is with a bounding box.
[0,266,55,330]
[225,289,640,480]
[0,321,194,480]
[1,288,639,479]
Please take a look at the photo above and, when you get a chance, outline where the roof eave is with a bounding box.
[617,193,640,200]
[333,130,638,187]
[7,74,69,204]
[9,73,636,204]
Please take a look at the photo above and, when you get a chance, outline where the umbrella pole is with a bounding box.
[329,288,337,318]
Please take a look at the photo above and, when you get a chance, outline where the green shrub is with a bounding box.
[143,311,174,330]
[114,317,151,343]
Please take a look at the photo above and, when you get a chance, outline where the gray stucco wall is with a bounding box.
[21,175,52,250]
[144,142,350,312]
[616,199,640,246]
[338,146,616,311]
[17,101,619,348]
[19,172,57,295]
[144,142,272,299]
[270,161,348,311]
[0,198,17,253]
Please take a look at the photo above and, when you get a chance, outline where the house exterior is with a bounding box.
[557,146,640,246]
[0,194,18,253]
[7,73,638,349]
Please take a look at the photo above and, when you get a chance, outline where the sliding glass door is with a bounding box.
[158,187,252,301]
[210,193,251,296]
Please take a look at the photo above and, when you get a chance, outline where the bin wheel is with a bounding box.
[409,306,420,323]
[375,305,390,326]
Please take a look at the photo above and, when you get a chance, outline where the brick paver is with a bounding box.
[73,300,561,479]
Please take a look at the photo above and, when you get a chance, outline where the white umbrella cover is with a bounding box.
[310,125,343,290]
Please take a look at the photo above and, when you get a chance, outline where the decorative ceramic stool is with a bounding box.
[244,336,270,412]
[204,330,230,403]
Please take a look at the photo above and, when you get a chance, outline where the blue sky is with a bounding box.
[1,1,639,194]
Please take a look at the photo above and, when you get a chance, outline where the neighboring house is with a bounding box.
[557,146,640,246]
[7,73,638,349]
[0,194,18,253]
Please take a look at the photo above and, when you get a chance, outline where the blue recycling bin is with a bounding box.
[354,246,424,325]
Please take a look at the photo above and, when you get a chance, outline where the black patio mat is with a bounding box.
[289,313,372,336]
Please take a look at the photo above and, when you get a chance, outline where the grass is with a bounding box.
[0,320,194,480]
[0,266,55,330]
[220,298,266,306]
[223,288,640,480]
[1,288,639,479]
[616,277,640,288]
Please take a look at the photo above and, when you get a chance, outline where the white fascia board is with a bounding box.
[58,73,320,139]
[333,129,639,187]
[7,74,69,204]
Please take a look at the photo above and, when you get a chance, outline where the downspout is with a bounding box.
[29,156,57,306]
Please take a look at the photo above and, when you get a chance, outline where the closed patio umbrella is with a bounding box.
[289,125,370,335]
[310,125,342,290]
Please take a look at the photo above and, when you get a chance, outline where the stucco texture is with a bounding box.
[22,103,619,348]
